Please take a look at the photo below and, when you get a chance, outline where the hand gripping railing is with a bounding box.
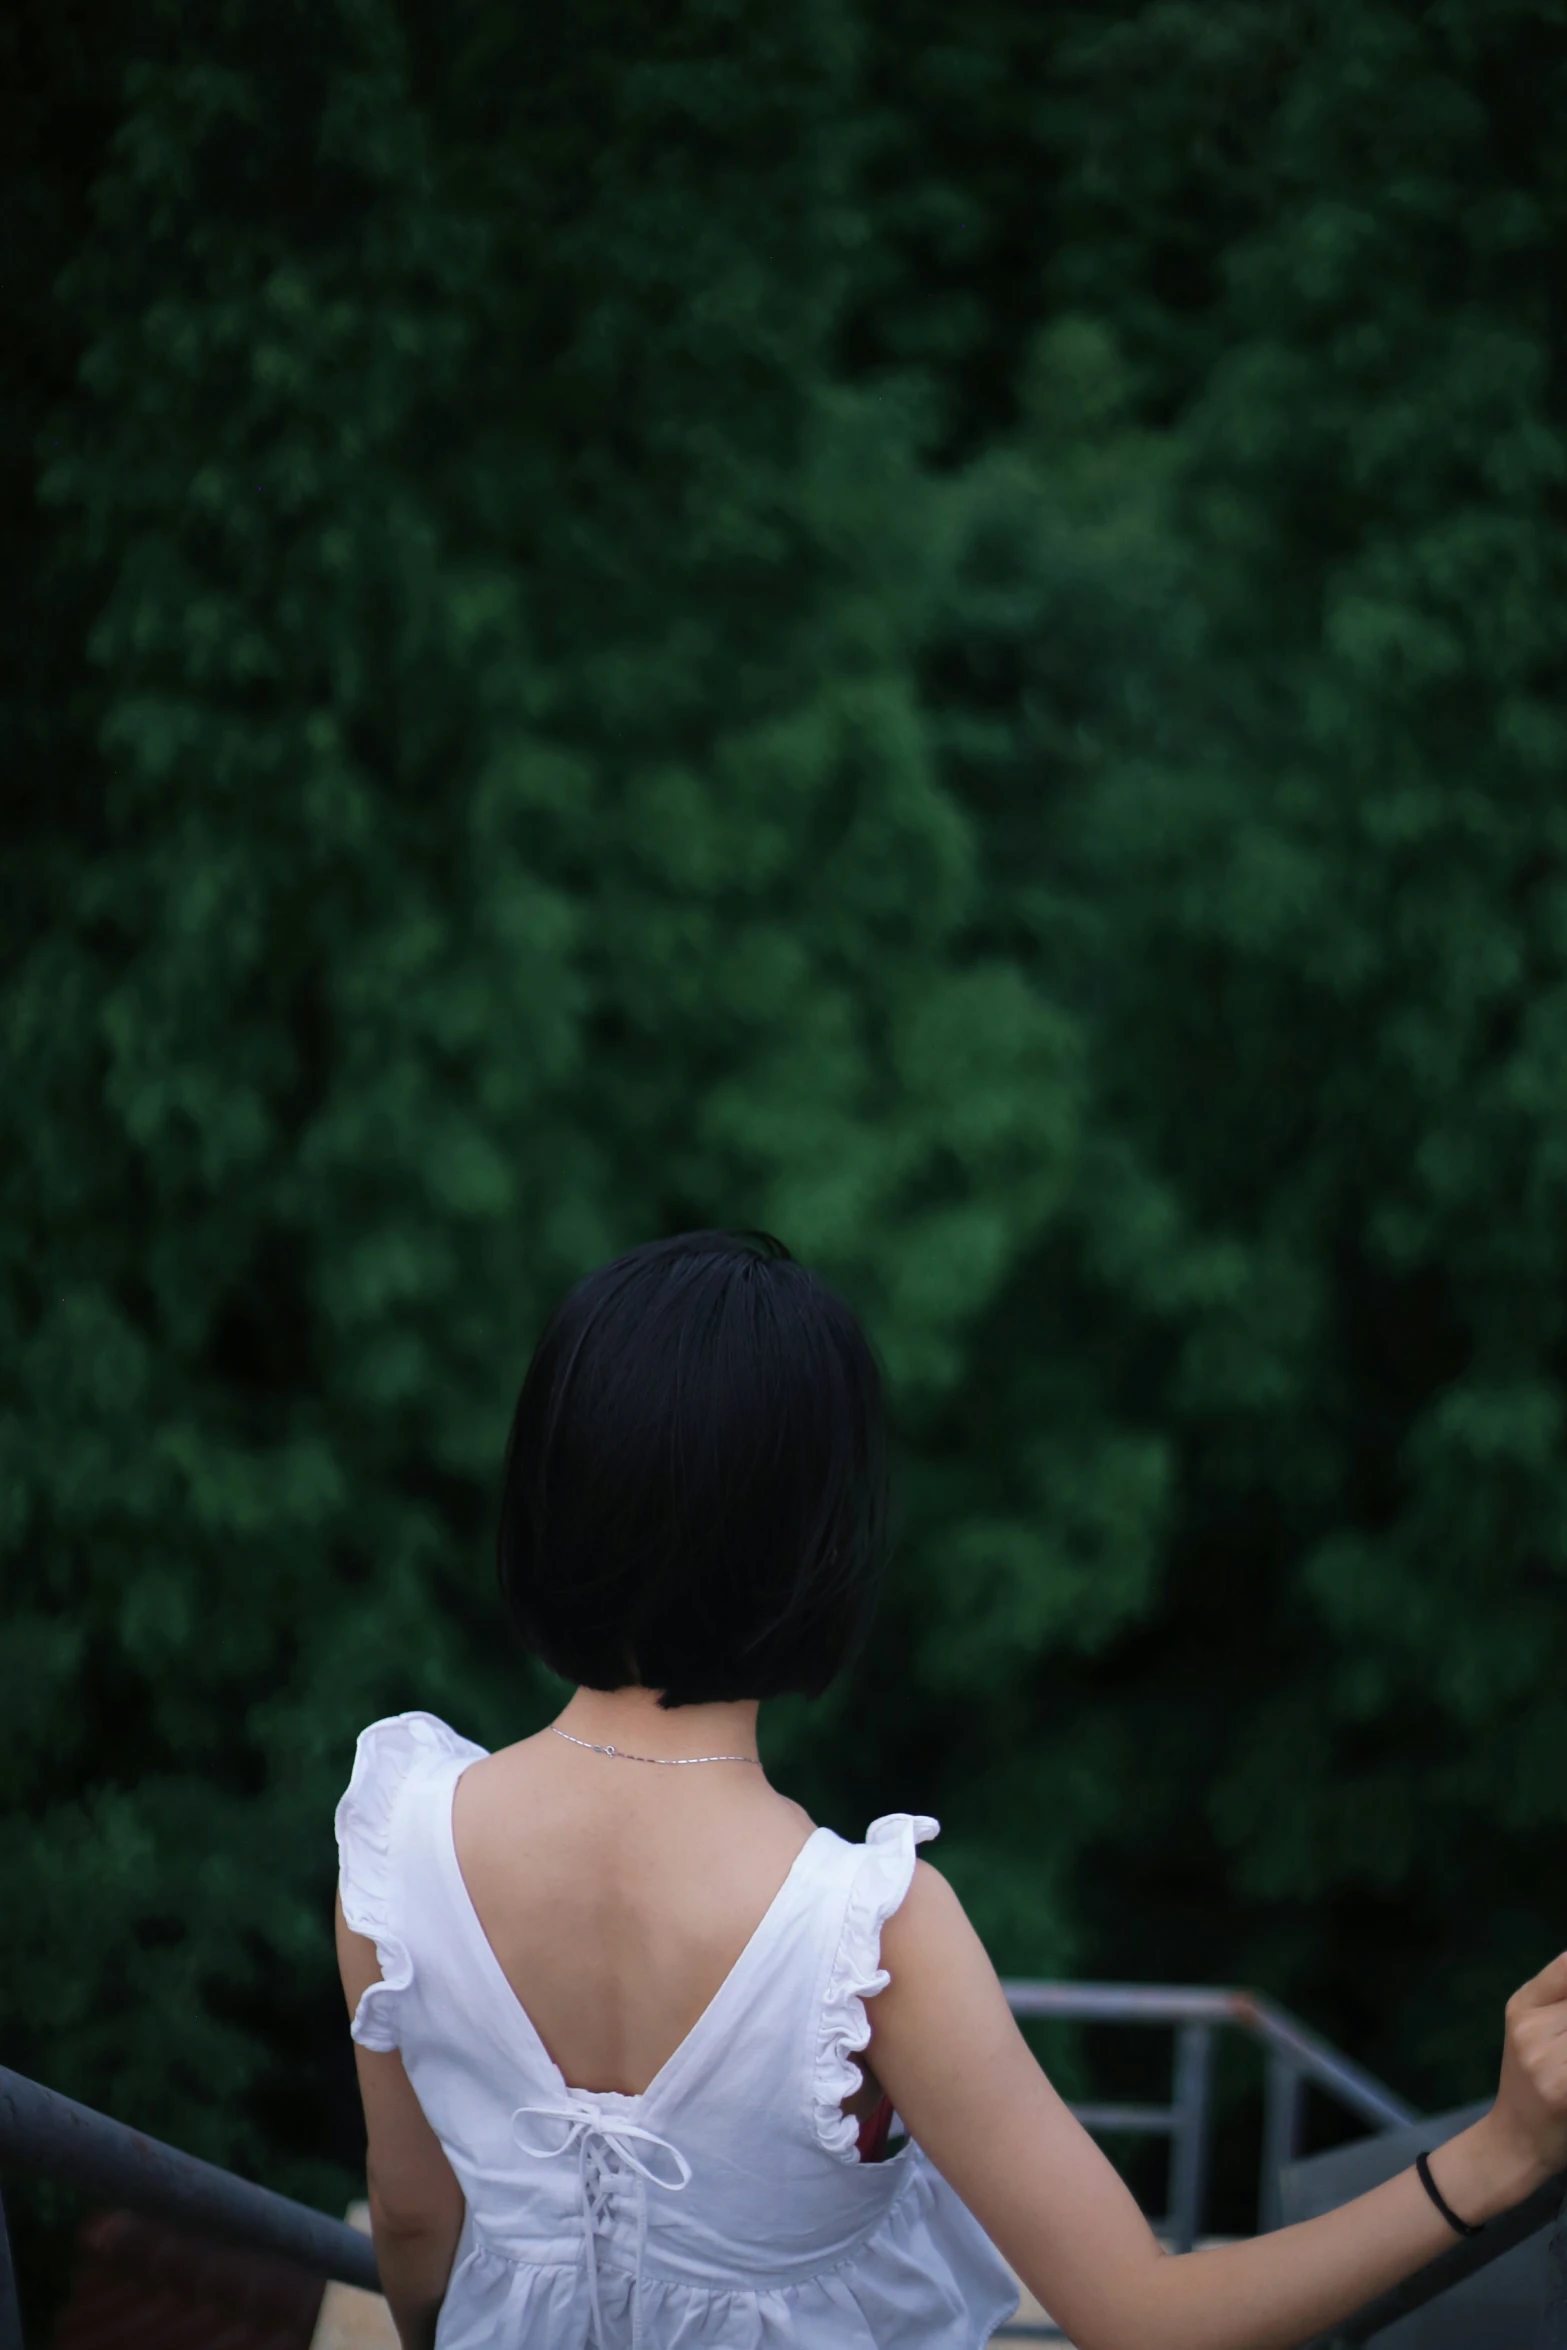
[0,2065,378,2350]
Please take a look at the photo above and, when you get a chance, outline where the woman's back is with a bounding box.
[337,1708,1018,2350]
[450,1705,817,2101]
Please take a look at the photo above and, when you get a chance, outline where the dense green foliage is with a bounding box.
[5,0,1567,2265]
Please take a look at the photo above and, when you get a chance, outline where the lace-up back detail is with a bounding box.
[511,2103,692,2350]
[336,1713,1017,2350]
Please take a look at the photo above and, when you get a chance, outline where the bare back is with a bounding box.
[450,1729,818,2098]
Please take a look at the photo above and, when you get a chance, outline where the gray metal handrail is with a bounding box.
[1002,1980,1417,2256]
[0,2065,378,2350]
[1301,2168,1567,2348]
[999,1983,1567,2345]
[6,1996,1535,2350]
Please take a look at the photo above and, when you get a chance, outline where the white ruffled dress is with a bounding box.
[336,1713,1017,2350]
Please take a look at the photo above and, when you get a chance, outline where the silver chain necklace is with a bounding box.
[550,1726,761,1767]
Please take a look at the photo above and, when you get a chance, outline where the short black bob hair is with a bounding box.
[496,1231,888,1708]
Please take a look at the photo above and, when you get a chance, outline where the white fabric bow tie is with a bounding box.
[512,2101,694,2350]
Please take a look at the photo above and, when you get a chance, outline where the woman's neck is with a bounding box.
[554,1683,761,1764]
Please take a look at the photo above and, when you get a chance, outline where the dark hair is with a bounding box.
[496,1231,888,1707]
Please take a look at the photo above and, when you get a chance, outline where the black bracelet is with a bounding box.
[1416,2149,1484,2238]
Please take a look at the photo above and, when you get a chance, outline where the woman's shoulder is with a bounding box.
[345,1709,488,1779]
[334,1712,487,1870]
[817,1810,940,1883]
[807,1812,943,1945]
[334,1714,492,2043]
[820,1811,941,1938]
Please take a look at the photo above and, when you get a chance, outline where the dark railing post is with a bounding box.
[0,2183,22,2350]
[1259,2052,1305,2232]
[1167,2022,1215,2252]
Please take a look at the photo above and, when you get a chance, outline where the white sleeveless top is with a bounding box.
[336,1712,1018,2350]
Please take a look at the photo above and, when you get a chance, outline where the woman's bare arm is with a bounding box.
[868,1863,1567,2350]
[335,1892,465,2350]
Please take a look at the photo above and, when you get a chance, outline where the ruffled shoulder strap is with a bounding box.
[334,1710,487,2051]
[813,1811,938,2159]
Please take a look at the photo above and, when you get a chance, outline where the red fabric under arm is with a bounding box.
[856,2093,894,2163]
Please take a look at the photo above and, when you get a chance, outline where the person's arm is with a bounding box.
[867,1864,1567,2350]
[335,1890,466,2350]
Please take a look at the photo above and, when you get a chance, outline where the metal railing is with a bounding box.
[0,2065,377,2350]
[1303,2167,1567,2348]
[1,1991,1562,2350]
[1000,1980,1418,2254]
[999,1981,1567,2342]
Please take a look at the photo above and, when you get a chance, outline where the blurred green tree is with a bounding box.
[5,0,1567,2275]
[0,0,1085,2217]
[900,0,1567,2102]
